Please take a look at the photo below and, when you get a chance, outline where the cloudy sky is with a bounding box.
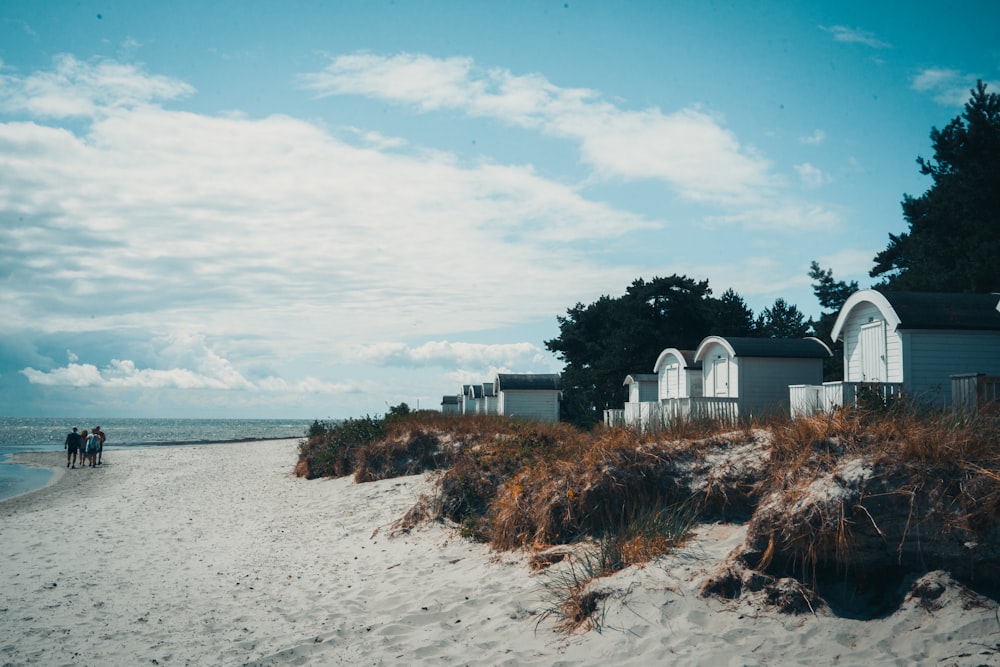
[2,1,997,419]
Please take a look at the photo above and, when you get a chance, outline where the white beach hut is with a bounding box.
[826,290,1000,408]
[440,395,462,414]
[494,373,562,422]
[652,348,705,422]
[694,336,831,420]
[653,348,703,401]
[622,373,659,428]
[466,384,485,414]
[481,382,498,415]
[461,384,475,415]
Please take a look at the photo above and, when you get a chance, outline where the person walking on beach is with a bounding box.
[84,429,101,468]
[93,426,106,465]
[79,430,89,467]
[64,427,82,469]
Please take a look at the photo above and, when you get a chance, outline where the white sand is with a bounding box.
[2,440,998,666]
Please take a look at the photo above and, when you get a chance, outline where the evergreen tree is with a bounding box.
[711,288,757,337]
[546,275,715,427]
[871,81,1000,292]
[754,298,810,338]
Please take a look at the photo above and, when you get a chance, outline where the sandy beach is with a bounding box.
[1,440,998,666]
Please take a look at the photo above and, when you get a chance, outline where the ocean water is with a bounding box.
[0,417,315,502]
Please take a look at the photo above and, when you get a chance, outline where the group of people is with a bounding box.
[64,426,106,469]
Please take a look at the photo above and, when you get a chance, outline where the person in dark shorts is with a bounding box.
[64,427,82,468]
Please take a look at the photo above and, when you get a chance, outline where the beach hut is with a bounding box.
[481,382,498,415]
[694,336,831,420]
[461,384,475,415]
[827,290,1000,408]
[440,395,462,414]
[494,373,562,422]
[466,384,485,414]
[652,348,703,400]
[622,373,659,429]
[624,373,659,403]
[652,348,704,422]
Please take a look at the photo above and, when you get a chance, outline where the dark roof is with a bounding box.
[624,373,658,385]
[441,395,461,405]
[719,337,832,358]
[678,350,701,369]
[496,373,562,391]
[880,291,1000,331]
[469,385,484,399]
[482,383,496,397]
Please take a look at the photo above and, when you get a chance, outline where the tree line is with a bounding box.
[546,82,1000,427]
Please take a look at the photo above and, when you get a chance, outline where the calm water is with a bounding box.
[0,417,316,502]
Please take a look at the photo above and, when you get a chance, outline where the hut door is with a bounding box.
[666,365,679,399]
[712,358,730,396]
[859,321,887,382]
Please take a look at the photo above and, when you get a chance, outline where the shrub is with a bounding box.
[295,415,386,479]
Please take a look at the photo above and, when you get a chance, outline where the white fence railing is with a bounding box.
[790,382,906,417]
[608,398,739,429]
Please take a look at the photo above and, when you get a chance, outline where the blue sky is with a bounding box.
[1,1,998,419]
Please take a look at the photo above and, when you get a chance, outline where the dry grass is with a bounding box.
[744,404,1000,592]
[298,402,1000,618]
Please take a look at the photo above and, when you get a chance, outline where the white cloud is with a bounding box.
[0,54,193,118]
[795,163,829,189]
[704,201,842,231]
[19,359,357,393]
[821,25,890,49]
[910,67,998,106]
[357,340,547,368]
[799,129,826,146]
[0,58,654,347]
[300,53,776,206]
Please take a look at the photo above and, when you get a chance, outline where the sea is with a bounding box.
[0,417,316,502]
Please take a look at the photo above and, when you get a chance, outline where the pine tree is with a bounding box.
[871,81,1000,292]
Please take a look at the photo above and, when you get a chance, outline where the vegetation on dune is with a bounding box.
[297,401,1000,628]
[737,403,1000,611]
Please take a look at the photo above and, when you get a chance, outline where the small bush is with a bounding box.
[295,415,386,479]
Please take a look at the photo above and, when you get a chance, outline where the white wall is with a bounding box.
[500,390,560,422]
[740,357,824,416]
[903,330,1000,407]
[628,381,658,403]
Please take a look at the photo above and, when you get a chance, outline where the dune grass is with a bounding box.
[296,401,1000,624]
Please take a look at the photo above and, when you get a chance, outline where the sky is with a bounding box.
[1,1,998,419]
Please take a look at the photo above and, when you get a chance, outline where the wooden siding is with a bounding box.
[952,373,1000,412]
[628,380,658,403]
[500,390,560,422]
[739,357,824,416]
[904,330,1000,406]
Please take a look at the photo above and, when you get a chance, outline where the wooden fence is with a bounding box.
[952,373,1000,413]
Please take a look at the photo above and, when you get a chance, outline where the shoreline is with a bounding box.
[0,438,302,504]
[2,440,997,666]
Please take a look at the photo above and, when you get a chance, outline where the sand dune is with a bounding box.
[1,440,998,666]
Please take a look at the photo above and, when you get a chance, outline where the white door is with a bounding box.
[712,358,730,396]
[665,365,679,398]
[859,321,887,382]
